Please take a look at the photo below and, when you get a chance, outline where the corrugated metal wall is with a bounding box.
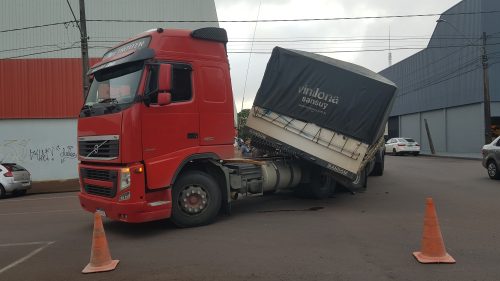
[447,104,483,152]
[380,0,500,154]
[0,0,218,118]
[380,0,500,117]
[0,58,99,118]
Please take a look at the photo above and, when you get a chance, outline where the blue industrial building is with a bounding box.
[380,0,500,154]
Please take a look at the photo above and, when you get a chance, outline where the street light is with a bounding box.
[436,18,492,144]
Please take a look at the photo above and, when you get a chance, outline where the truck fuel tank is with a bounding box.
[224,159,302,194]
[260,160,301,192]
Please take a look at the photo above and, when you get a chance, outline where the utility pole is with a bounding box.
[482,31,492,144]
[436,19,492,144]
[79,0,90,99]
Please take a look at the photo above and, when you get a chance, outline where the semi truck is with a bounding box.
[77,27,396,227]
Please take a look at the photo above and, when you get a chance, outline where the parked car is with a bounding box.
[385,137,420,156]
[0,162,31,197]
[482,136,500,179]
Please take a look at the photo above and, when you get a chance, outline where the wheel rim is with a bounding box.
[178,184,209,215]
[488,163,497,177]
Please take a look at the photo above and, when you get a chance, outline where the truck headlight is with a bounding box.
[120,168,131,191]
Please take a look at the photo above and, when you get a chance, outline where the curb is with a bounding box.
[420,154,482,161]
[27,179,80,195]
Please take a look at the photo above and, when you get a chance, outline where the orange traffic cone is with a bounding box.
[413,198,456,264]
[82,212,120,273]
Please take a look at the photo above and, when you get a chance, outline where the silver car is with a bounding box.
[482,136,500,179]
[0,163,31,197]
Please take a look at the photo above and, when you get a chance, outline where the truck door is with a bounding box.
[141,63,199,188]
[198,64,234,146]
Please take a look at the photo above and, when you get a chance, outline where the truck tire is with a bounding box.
[294,168,335,199]
[171,171,222,227]
[370,151,384,176]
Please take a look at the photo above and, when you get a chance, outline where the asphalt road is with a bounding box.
[1,156,499,281]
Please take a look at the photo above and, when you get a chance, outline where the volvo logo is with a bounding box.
[86,140,108,158]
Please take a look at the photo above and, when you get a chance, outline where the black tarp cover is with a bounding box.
[253,47,397,145]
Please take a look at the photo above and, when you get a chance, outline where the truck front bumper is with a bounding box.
[78,162,172,223]
[79,192,172,223]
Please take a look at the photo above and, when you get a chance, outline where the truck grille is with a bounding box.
[78,135,119,160]
[85,184,115,198]
[81,168,118,198]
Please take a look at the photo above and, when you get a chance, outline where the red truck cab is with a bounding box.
[78,28,235,226]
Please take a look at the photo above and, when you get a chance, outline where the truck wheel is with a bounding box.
[352,167,368,189]
[370,151,384,176]
[295,169,334,199]
[171,171,222,227]
[370,162,384,176]
[310,170,334,199]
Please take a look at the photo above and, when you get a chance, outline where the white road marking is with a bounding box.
[0,241,54,247]
[0,241,55,275]
[0,195,77,204]
[0,209,82,216]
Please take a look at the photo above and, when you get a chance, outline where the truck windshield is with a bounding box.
[82,62,143,116]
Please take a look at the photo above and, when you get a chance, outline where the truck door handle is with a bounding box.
[187,133,198,139]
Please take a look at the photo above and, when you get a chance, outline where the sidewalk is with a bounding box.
[28,179,80,195]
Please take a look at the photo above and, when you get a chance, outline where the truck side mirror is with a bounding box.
[158,64,172,92]
[157,92,171,106]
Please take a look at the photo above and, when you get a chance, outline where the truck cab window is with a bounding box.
[146,64,192,104]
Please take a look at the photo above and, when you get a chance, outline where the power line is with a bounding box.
[396,62,485,98]
[2,47,80,59]
[3,9,495,34]
[384,41,480,82]
[398,57,481,96]
[241,0,262,112]
[86,10,500,24]
[65,0,81,33]
[0,21,70,33]
[228,36,498,43]
[225,42,500,54]
[3,40,499,61]
[0,42,79,53]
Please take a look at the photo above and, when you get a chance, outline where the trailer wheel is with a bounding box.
[295,168,335,199]
[370,150,384,176]
[310,170,335,199]
[171,171,221,227]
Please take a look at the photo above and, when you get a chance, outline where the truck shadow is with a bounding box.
[98,190,358,237]
[102,218,178,237]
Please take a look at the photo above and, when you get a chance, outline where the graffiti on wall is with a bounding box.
[0,139,77,164]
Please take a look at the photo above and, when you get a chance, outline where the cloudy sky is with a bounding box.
[213,0,462,111]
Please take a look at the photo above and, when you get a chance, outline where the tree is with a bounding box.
[237,109,251,140]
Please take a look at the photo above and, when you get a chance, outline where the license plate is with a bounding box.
[408,144,414,147]
[96,208,106,217]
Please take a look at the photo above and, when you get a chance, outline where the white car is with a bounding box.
[385,137,420,156]
[0,162,31,197]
